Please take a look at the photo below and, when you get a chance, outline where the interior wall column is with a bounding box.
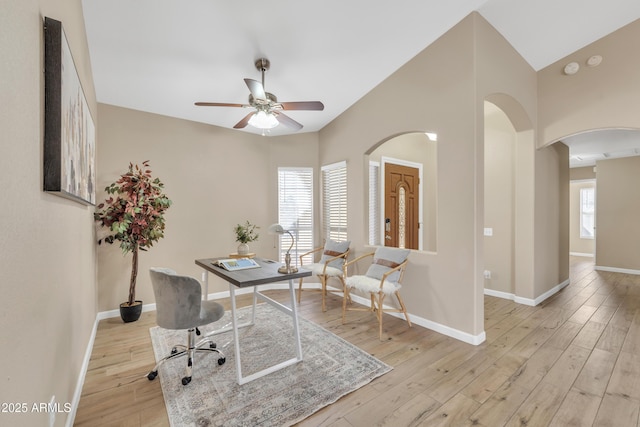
[514,129,535,300]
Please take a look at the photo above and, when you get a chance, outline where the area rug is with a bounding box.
[149,303,392,426]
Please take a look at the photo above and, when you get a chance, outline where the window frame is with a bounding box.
[277,167,314,267]
[321,161,348,243]
[579,186,595,239]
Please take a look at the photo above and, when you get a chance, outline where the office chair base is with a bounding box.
[146,333,225,385]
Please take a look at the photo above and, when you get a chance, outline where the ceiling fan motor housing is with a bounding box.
[255,58,270,72]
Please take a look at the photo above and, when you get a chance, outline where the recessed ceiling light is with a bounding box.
[586,55,603,67]
[563,62,580,75]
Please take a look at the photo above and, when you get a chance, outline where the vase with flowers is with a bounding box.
[234,221,259,255]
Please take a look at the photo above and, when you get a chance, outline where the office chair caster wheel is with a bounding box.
[147,371,158,381]
[181,376,191,385]
[171,347,178,355]
[218,357,226,366]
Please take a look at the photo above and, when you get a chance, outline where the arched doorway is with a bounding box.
[483,95,536,303]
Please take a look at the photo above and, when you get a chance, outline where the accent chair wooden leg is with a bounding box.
[377,293,386,340]
[395,291,412,327]
[320,275,327,312]
[342,285,350,324]
[339,276,351,304]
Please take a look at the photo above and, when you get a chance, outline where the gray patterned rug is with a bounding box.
[149,303,392,426]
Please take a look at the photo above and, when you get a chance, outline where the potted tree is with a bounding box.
[234,220,259,255]
[94,160,172,322]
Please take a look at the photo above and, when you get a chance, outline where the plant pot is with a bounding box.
[120,301,143,323]
[237,243,250,255]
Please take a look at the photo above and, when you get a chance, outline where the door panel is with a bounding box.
[384,163,419,249]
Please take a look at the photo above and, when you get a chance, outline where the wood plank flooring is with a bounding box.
[74,257,640,426]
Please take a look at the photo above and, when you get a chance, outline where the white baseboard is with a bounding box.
[595,265,640,275]
[570,252,594,258]
[66,315,99,427]
[484,278,570,307]
[483,288,515,301]
[345,293,486,345]
[96,283,299,321]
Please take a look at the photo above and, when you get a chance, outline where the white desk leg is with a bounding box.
[229,283,243,384]
[288,278,303,360]
[201,271,209,301]
[251,286,258,323]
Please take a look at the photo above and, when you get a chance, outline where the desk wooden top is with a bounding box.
[195,257,311,288]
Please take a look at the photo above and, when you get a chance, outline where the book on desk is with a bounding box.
[214,257,261,271]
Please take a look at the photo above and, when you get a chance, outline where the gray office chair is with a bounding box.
[146,268,226,385]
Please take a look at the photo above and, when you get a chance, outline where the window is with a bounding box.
[277,168,314,266]
[580,187,595,239]
[321,161,347,242]
[368,161,380,245]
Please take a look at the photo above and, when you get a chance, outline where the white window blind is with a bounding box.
[278,167,314,266]
[321,161,348,242]
[368,161,380,245]
[580,187,595,239]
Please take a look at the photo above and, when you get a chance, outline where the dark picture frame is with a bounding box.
[44,17,96,205]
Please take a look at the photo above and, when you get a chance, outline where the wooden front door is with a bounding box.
[384,163,419,249]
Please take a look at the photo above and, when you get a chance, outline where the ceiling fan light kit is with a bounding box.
[195,58,324,134]
[248,111,279,129]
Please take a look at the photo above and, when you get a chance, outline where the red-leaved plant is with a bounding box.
[94,161,172,307]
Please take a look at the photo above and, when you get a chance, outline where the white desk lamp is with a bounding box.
[268,223,298,274]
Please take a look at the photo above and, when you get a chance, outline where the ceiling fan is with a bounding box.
[195,58,324,132]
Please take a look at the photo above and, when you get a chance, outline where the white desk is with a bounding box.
[195,257,311,385]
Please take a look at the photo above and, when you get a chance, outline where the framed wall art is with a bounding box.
[44,17,96,205]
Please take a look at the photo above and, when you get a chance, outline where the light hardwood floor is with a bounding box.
[75,257,640,426]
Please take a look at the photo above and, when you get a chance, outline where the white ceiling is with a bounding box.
[562,129,640,168]
[82,0,640,145]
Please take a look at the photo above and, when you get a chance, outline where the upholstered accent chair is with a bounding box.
[146,268,226,385]
[342,247,412,340]
[298,239,351,311]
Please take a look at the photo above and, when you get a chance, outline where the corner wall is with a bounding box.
[96,104,320,311]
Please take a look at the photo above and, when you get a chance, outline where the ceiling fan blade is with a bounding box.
[280,101,325,111]
[244,78,266,101]
[233,112,255,129]
[275,112,303,131]
[195,102,248,108]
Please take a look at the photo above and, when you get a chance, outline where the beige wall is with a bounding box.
[570,180,596,256]
[484,102,516,295]
[320,14,480,336]
[534,143,570,297]
[1,1,97,426]
[96,104,319,310]
[318,13,547,338]
[595,156,640,271]
[571,166,597,181]
[539,19,640,145]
